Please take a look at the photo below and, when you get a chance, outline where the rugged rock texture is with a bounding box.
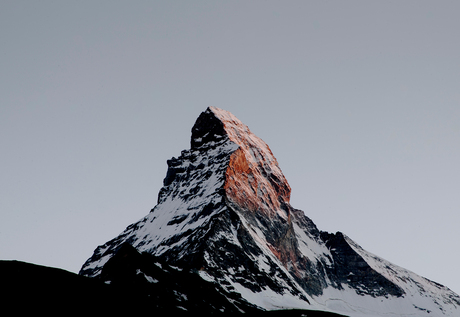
[80,107,460,317]
[320,231,405,297]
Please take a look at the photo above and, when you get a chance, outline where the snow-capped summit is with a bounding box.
[80,107,459,316]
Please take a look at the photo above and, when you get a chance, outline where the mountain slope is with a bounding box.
[80,107,459,317]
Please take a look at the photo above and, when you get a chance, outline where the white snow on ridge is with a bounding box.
[292,221,333,267]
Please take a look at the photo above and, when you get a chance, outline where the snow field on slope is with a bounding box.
[312,284,448,317]
[132,141,238,255]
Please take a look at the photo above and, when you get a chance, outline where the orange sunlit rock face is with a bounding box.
[225,147,260,213]
[225,146,291,217]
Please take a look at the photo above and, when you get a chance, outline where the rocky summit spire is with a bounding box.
[80,107,460,317]
[193,107,291,218]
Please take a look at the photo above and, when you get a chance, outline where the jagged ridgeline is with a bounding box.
[80,107,460,317]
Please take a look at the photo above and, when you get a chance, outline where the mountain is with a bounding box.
[80,107,460,317]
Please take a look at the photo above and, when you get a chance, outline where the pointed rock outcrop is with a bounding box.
[192,107,291,217]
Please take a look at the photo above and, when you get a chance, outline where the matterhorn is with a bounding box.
[80,107,459,316]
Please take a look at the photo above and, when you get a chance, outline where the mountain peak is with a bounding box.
[192,107,291,217]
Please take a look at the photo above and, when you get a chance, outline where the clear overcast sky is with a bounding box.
[1,1,459,294]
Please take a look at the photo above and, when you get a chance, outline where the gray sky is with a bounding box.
[1,1,459,294]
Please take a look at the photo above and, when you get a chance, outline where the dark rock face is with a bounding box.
[80,107,460,316]
[320,231,405,297]
[191,108,226,149]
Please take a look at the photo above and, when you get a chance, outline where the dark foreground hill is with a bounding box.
[1,259,345,316]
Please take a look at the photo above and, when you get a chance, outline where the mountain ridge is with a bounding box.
[80,107,460,316]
